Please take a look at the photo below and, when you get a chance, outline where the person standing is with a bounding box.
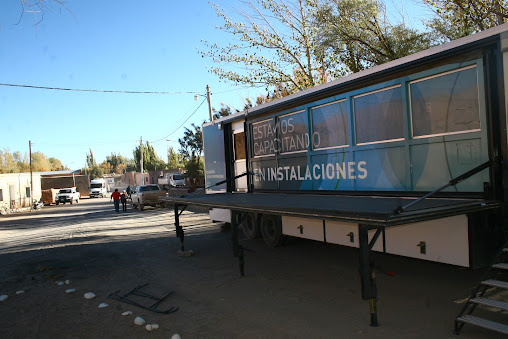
[110,188,121,213]
[126,185,131,198]
[120,191,127,212]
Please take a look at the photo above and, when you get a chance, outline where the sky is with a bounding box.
[0,0,430,170]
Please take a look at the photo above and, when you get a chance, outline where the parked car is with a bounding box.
[131,184,166,210]
[55,187,80,205]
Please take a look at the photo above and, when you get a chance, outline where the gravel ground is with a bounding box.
[0,198,504,338]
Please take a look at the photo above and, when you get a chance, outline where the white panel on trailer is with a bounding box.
[232,121,244,133]
[282,214,470,267]
[232,120,248,192]
[209,208,231,223]
[384,214,469,267]
[282,216,324,241]
[234,160,248,191]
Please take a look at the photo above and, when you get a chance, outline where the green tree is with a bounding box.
[0,148,67,173]
[48,157,65,171]
[167,147,184,169]
[86,149,104,179]
[200,0,337,95]
[424,0,508,41]
[13,151,30,172]
[105,153,130,174]
[312,0,434,73]
[133,142,166,172]
[179,123,204,188]
[212,103,238,120]
[31,152,51,171]
[0,149,17,173]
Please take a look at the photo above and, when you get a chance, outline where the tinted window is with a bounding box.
[311,100,349,149]
[354,86,404,144]
[411,66,480,137]
[251,119,277,157]
[278,111,309,154]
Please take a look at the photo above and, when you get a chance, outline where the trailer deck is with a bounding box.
[163,192,500,226]
[161,193,501,326]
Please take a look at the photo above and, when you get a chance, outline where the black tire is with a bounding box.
[132,203,137,209]
[260,214,286,247]
[139,204,144,211]
[240,213,260,240]
[56,201,59,205]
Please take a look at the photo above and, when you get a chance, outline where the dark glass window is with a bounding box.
[354,86,404,144]
[278,111,308,154]
[311,100,349,149]
[0,189,3,201]
[26,187,31,198]
[411,66,480,137]
[251,119,277,157]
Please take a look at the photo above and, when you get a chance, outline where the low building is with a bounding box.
[41,172,90,198]
[0,172,42,209]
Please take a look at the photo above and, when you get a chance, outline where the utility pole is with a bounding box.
[140,136,144,185]
[206,85,213,125]
[29,140,33,209]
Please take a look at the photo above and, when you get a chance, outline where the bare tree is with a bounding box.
[17,0,75,27]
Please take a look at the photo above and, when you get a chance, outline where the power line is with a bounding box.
[0,83,204,95]
[150,98,206,144]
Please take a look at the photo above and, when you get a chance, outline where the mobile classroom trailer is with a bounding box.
[165,24,508,326]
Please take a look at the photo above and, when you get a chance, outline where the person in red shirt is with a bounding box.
[110,189,121,213]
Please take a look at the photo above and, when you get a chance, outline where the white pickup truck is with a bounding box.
[55,187,80,205]
[131,184,166,210]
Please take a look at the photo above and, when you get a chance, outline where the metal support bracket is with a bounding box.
[231,211,245,277]
[358,224,381,327]
[174,203,187,252]
[108,283,178,314]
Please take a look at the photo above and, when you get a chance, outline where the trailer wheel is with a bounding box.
[260,214,286,247]
[240,213,260,240]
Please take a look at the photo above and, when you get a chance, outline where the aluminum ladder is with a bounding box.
[455,242,508,335]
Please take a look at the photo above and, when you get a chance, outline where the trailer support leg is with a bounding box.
[231,211,245,276]
[174,203,187,252]
[358,224,379,327]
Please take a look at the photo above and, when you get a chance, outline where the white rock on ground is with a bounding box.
[65,280,71,285]
[84,292,96,300]
[0,295,8,302]
[57,281,64,286]
[98,303,109,308]
[121,311,132,316]
[65,289,76,294]
[15,290,25,295]
[145,324,159,332]
[134,317,146,326]
[171,334,181,339]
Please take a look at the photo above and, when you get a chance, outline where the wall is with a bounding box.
[41,174,90,197]
[0,173,42,208]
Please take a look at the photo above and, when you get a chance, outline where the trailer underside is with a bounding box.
[161,193,501,326]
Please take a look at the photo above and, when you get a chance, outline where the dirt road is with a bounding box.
[0,198,502,338]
